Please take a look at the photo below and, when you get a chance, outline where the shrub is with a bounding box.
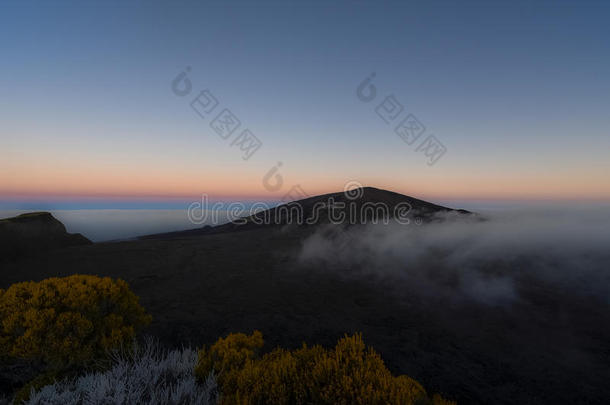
[195,331,455,405]
[24,339,217,405]
[0,275,151,369]
[196,330,264,378]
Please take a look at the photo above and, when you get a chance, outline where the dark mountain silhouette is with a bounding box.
[142,186,473,239]
[0,212,91,261]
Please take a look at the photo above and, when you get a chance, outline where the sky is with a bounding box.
[1,0,609,209]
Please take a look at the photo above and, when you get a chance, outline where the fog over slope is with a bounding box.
[299,208,610,305]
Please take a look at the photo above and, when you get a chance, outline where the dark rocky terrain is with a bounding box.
[0,212,91,261]
[1,189,608,404]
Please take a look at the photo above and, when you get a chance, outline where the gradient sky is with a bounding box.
[1,0,609,208]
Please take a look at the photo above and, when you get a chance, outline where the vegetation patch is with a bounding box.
[0,275,151,402]
[196,331,455,405]
[23,340,217,405]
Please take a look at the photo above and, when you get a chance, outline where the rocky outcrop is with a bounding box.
[0,212,91,261]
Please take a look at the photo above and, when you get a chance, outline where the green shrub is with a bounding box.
[196,331,455,405]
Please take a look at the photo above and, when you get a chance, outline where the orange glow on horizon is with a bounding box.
[2,153,610,202]
[2,176,610,203]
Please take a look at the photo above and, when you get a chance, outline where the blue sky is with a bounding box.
[1,0,609,209]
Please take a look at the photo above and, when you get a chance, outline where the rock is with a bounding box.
[0,212,91,261]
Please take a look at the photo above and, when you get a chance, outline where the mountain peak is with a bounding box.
[142,187,473,239]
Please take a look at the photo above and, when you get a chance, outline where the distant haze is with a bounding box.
[0,210,222,242]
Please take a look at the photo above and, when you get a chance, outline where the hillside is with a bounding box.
[142,187,474,239]
[1,203,609,404]
[0,212,91,261]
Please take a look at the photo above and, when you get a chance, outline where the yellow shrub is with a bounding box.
[0,275,151,369]
[432,394,458,405]
[196,331,455,405]
[197,330,264,378]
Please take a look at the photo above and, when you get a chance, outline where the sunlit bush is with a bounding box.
[195,331,455,405]
[0,275,151,369]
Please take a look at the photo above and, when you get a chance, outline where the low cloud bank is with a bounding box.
[298,208,610,305]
